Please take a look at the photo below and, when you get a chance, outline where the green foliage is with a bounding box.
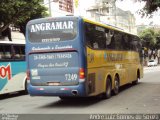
[139,28,160,49]
[155,30,160,49]
[141,0,160,15]
[0,0,48,35]
[119,0,160,16]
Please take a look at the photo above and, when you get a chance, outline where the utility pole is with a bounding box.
[49,0,52,17]
[113,0,116,26]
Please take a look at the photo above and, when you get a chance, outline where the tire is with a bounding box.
[132,78,139,85]
[113,75,119,95]
[132,73,139,85]
[21,80,28,94]
[102,77,112,99]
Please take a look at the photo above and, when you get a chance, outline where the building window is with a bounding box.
[59,0,73,13]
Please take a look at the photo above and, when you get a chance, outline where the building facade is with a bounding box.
[86,0,137,34]
[41,0,137,34]
[43,0,74,17]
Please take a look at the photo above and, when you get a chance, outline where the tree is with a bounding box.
[139,0,160,15]
[139,28,160,59]
[119,0,160,16]
[15,3,48,35]
[139,28,156,49]
[155,30,160,49]
[0,0,48,37]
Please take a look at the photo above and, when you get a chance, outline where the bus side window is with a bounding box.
[0,46,4,59]
[105,29,112,46]
[85,23,95,48]
[93,26,106,49]
[14,46,21,59]
[114,31,123,50]
[20,46,25,60]
[130,36,138,51]
[93,42,99,48]
[131,37,136,51]
[86,32,93,48]
[132,36,140,52]
[106,30,115,49]
[93,32,100,49]
[4,45,12,59]
[123,35,130,50]
[128,35,134,50]
[0,52,4,59]
[13,45,25,60]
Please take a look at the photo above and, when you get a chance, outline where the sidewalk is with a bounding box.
[144,65,160,73]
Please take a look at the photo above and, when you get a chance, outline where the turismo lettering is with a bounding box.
[0,64,11,80]
[104,53,124,61]
[30,21,74,32]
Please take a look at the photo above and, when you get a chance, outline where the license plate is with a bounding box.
[47,82,60,86]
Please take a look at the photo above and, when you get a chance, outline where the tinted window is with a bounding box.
[106,30,115,49]
[123,34,130,50]
[112,31,124,50]
[3,45,12,59]
[28,20,77,43]
[85,22,141,52]
[0,44,25,61]
[13,45,25,60]
[85,23,107,49]
[0,46,5,59]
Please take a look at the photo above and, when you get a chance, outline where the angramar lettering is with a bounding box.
[30,21,74,32]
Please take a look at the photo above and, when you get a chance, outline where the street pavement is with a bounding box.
[0,65,160,114]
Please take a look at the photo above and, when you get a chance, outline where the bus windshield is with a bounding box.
[28,19,78,43]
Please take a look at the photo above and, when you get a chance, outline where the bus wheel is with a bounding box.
[113,75,119,95]
[103,77,112,99]
[132,77,139,85]
[132,72,140,85]
[22,80,28,94]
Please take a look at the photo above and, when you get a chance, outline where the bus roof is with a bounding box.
[82,17,137,36]
[0,40,25,45]
[27,16,137,37]
[27,16,79,25]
